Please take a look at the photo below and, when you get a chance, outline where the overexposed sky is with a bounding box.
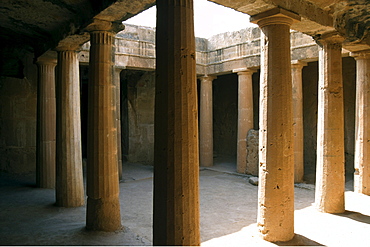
[123,0,256,38]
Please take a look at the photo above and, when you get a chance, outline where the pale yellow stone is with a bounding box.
[315,32,345,214]
[291,60,307,183]
[36,55,57,189]
[153,0,200,245]
[55,50,85,207]
[235,69,256,174]
[351,50,370,195]
[86,29,122,231]
[251,8,300,242]
[199,75,216,167]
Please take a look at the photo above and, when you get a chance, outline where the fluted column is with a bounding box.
[36,54,57,189]
[291,60,307,183]
[234,68,256,174]
[153,0,200,245]
[199,75,215,167]
[351,50,370,195]
[251,8,300,242]
[55,49,84,207]
[114,67,123,180]
[86,20,124,231]
[315,32,345,213]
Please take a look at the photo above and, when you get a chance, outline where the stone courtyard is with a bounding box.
[2,158,370,246]
[1,0,370,245]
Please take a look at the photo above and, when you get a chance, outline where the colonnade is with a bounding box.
[34,0,370,244]
[35,20,124,231]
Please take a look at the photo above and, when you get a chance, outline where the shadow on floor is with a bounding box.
[275,234,324,246]
[336,210,370,225]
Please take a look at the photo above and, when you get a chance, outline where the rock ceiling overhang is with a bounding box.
[0,0,155,77]
[0,0,369,77]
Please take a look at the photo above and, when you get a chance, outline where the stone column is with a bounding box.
[234,68,256,174]
[351,50,370,195]
[55,49,84,207]
[291,60,307,183]
[153,0,200,245]
[199,75,215,167]
[114,67,123,180]
[251,8,300,242]
[86,20,124,231]
[315,32,345,213]
[36,53,57,189]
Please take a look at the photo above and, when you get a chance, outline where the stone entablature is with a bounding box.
[78,24,327,74]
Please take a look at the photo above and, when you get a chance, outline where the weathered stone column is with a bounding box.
[251,8,300,242]
[55,49,84,207]
[199,75,215,167]
[86,20,123,231]
[233,68,256,174]
[351,50,370,195]
[315,32,345,213]
[36,53,57,189]
[153,0,200,245]
[114,67,123,180]
[291,60,307,183]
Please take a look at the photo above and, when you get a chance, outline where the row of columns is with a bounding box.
[35,21,123,231]
[35,1,370,244]
[198,63,306,184]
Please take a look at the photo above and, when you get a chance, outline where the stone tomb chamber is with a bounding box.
[0,0,370,245]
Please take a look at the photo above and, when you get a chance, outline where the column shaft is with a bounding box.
[55,50,84,207]
[86,30,122,231]
[114,68,123,180]
[153,0,200,245]
[199,76,215,167]
[36,57,57,189]
[352,51,370,195]
[315,33,345,213]
[251,8,300,242]
[236,70,255,174]
[291,61,307,183]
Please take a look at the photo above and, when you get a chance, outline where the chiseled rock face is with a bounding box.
[333,0,370,44]
[246,129,259,176]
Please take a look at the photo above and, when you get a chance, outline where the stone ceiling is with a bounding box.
[0,0,369,77]
[0,0,155,77]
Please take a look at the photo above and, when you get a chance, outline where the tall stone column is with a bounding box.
[199,75,215,167]
[234,68,256,174]
[55,49,84,207]
[351,50,370,195]
[114,67,123,180]
[86,20,124,231]
[291,60,307,183]
[153,0,200,245]
[36,53,57,189]
[315,32,345,213]
[251,8,300,242]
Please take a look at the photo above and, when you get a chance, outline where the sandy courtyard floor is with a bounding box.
[1,157,370,246]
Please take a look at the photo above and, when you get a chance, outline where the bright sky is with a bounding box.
[123,0,257,38]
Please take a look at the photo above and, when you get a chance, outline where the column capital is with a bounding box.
[350,49,370,60]
[233,68,257,75]
[314,31,344,47]
[55,33,90,51]
[250,8,300,28]
[291,60,308,69]
[114,66,126,72]
[36,51,57,65]
[85,18,125,33]
[199,75,217,82]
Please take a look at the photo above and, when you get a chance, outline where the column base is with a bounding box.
[86,196,122,231]
[258,223,295,242]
